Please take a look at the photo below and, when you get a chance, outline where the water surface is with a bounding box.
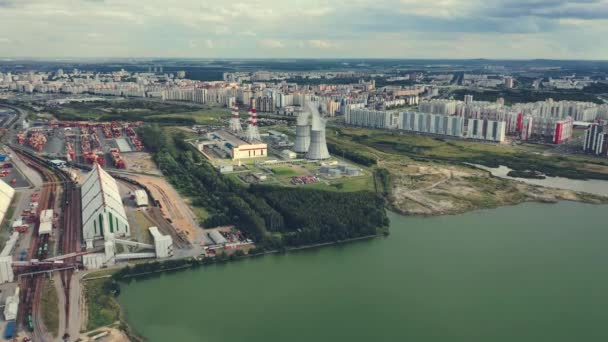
[119,202,608,342]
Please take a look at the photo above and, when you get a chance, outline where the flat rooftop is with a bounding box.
[212,130,260,147]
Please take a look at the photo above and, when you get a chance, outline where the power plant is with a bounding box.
[245,108,261,142]
[305,104,330,160]
[228,105,242,134]
[294,111,311,153]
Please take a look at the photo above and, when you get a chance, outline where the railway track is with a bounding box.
[11,145,79,340]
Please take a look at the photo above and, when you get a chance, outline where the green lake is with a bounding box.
[118,202,608,342]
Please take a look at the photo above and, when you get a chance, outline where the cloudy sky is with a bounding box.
[0,0,607,59]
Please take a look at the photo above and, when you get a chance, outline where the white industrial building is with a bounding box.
[149,227,173,259]
[39,209,53,235]
[0,232,18,283]
[133,189,148,207]
[81,164,130,249]
[83,226,173,269]
[0,179,15,226]
[4,287,19,320]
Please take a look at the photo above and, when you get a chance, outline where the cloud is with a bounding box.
[307,40,336,49]
[257,39,284,48]
[0,0,607,58]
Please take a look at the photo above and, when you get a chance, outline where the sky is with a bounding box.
[0,0,607,59]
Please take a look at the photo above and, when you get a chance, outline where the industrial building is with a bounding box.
[39,209,53,235]
[133,189,148,207]
[0,179,15,226]
[0,232,18,283]
[81,164,130,249]
[149,226,173,258]
[3,287,19,320]
[583,124,608,156]
[83,227,173,269]
[202,130,268,161]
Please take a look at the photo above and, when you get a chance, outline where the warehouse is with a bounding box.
[149,226,173,258]
[81,164,130,249]
[0,179,15,226]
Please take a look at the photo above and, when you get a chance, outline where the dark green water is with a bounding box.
[118,202,608,342]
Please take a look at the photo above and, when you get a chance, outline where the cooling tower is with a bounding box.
[305,104,330,160]
[294,112,311,153]
[306,129,330,160]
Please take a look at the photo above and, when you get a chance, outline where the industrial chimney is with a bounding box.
[245,108,261,142]
[229,105,242,134]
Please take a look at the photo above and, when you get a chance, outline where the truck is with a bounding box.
[4,320,16,339]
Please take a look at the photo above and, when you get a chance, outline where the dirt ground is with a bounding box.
[131,174,201,242]
[387,161,607,216]
[79,327,131,342]
[122,152,162,175]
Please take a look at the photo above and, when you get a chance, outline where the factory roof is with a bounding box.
[39,221,52,235]
[212,130,250,147]
[134,189,148,207]
[0,179,15,227]
[81,164,128,230]
[208,230,227,245]
[149,226,171,242]
[40,209,53,223]
[0,232,19,257]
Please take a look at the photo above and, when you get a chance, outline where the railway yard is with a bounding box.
[0,107,220,341]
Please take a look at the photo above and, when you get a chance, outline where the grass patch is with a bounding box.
[84,278,121,331]
[333,127,608,180]
[190,205,210,222]
[40,279,59,338]
[271,166,299,177]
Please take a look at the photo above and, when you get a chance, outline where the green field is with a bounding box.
[40,280,59,337]
[84,278,122,330]
[330,127,608,180]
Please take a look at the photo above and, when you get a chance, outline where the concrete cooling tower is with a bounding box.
[305,104,330,160]
[294,111,311,153]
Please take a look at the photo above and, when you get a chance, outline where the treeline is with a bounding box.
[327,142,377,166]
[138,125,389,249]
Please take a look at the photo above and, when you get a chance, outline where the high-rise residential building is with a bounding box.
[464,94,474,104]
[504,77,515,88]
[345,108,400,130]
[583,124,608,156]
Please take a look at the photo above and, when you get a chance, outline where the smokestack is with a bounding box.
[294,111,311,153]
[229,105,242,134]
[245,108,261,142]
[305,103,330,160]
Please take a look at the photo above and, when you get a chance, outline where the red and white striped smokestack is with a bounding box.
[248,108,258,126]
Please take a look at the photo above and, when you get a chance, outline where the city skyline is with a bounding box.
[0,0,607,59]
